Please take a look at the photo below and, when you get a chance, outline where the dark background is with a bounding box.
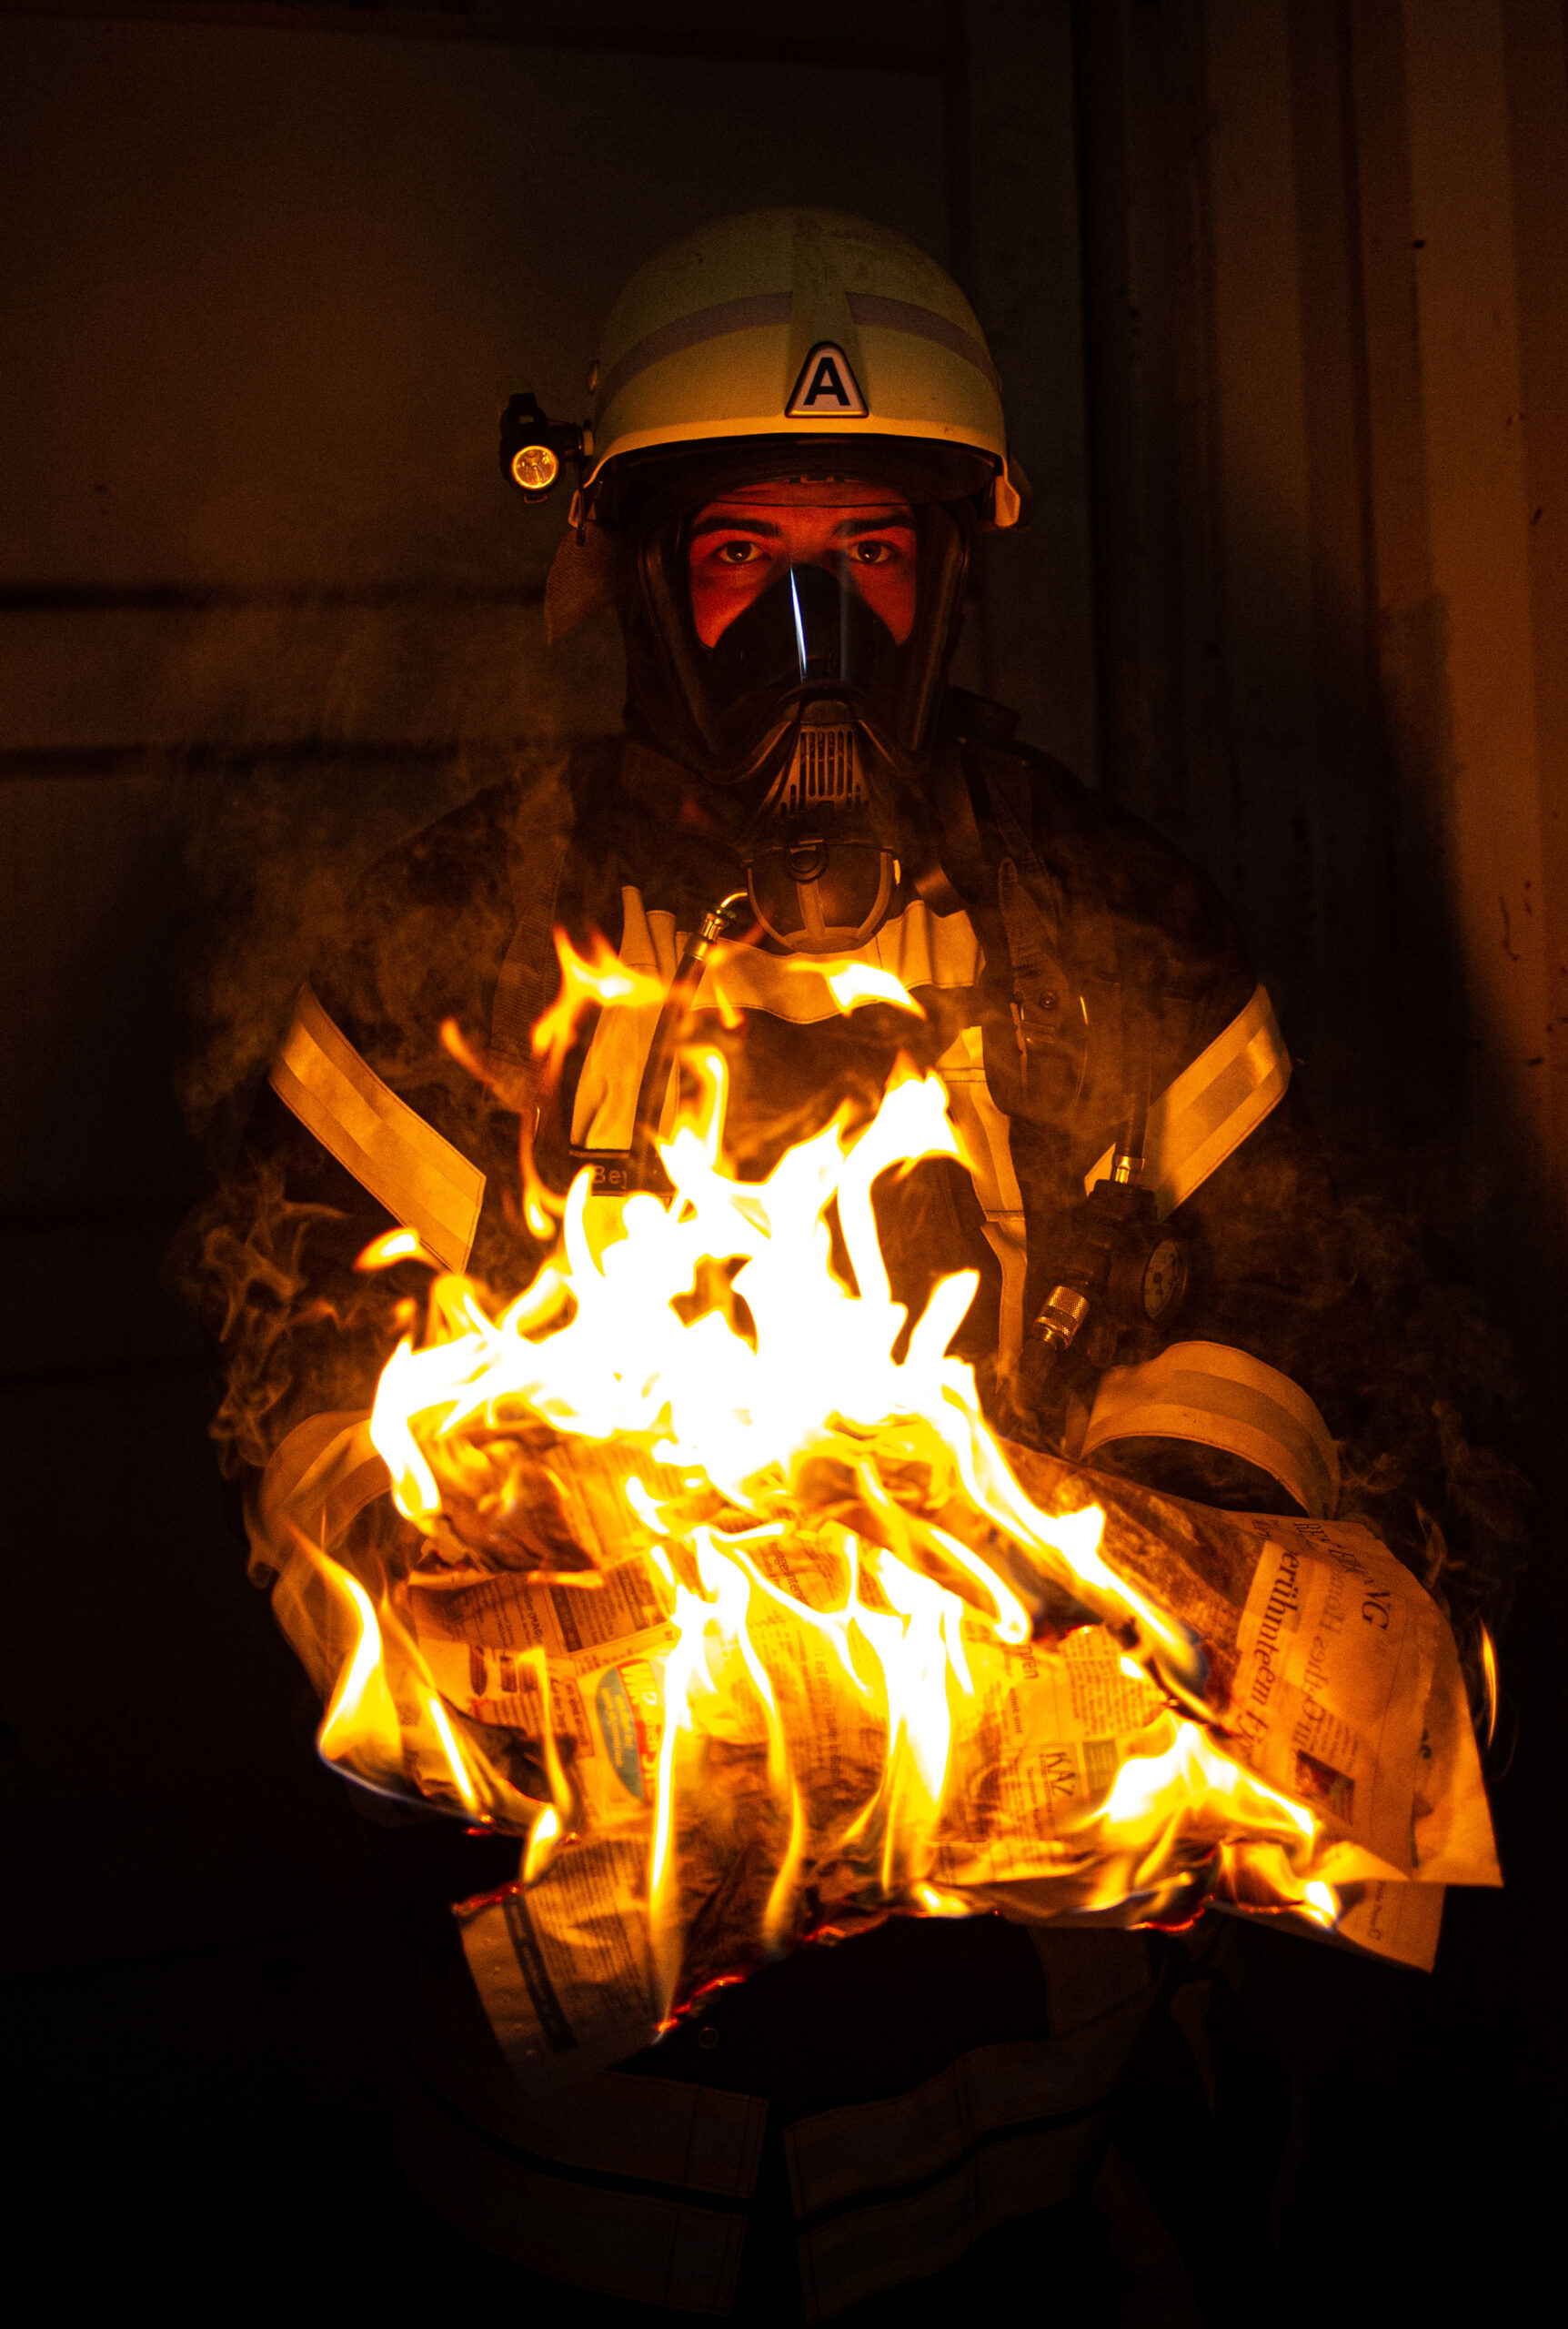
[3,0,1563,2312]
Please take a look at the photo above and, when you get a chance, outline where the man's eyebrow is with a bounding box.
[834,513,918,536]
[689,514,785,539]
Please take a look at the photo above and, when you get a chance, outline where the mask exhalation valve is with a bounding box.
[781,711,862,815]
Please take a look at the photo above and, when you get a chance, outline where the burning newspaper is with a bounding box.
[433,1479,1493,2085]
[256,1044,1498,2085]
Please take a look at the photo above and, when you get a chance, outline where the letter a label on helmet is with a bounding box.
[786,343,869,418]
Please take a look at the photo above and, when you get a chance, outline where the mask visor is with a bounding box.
[638,482,970,781]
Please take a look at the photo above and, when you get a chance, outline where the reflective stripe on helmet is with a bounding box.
[1083,983,1292,1218]
[1081,1339,1340,1518]
[269,983,485,1273]
[845,290,1004,391]
[595,290,791,415]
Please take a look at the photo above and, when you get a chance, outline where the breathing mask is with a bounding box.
[608,446,980,953]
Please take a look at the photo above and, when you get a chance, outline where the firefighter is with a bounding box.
[200,208,1354,2320]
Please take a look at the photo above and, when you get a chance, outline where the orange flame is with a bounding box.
[294,973,1341,2007]
[523,1804,562,1885]
[356,1226,427,1271]
[531,930,666,1086]
[316,1563,397,1770]
[825,963,927,1016]
[291,1535,544,1830]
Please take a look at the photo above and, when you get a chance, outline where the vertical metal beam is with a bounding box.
[1392,0,1557,1323]
[1284,0,1400,1125]
[1501,0,1568,1323]
[1073,0,1227,839]
[1201,0,1319,1038]
[1075,0,1392,1099]
[1342,0,1456,1140]
[956,0,1098,774]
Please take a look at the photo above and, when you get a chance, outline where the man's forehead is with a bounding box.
[697,477,914,515]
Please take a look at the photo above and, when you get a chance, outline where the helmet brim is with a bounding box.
[593,434,996,528]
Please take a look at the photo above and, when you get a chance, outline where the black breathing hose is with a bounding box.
[628,890,752,1189]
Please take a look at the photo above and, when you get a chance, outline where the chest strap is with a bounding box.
[1082,983,1291,1218]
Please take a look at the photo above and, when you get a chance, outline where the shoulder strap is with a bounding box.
[936,741,1124,1144]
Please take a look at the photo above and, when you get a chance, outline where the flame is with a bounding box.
[638,1517,985,1998]
[316,1564,397,1769]
[356,1226,427,1271]
[826,963,926,1015]
[531,929,666,1087]
[1480,1624,1499,1748]
[917,1883,974,1918]
[523,1804,562,1885]
[427,1690,479,1811]
[293,974,1341,2012]
[428,1013,564,1245]
[366,1053,1202,1693]
[1302,1880,1339,1927]
[1097,1720,1315,1905]
[293,1536,539,1828]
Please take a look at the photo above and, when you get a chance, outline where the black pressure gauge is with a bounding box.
[1140,1235,1188,1324]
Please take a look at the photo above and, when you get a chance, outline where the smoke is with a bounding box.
[168,731,572,1477]
[156,564,625,1165]
[173,747,500,1168]
[173,1150,407,1479]
[1322,1148,1531,1731]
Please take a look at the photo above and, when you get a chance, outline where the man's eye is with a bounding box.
[716,540,759,565]
[851,541,892,565]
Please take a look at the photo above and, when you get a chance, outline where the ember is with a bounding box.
[261,953,1497,2069]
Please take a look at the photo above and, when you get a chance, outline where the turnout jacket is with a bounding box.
[210,694,1355,2319]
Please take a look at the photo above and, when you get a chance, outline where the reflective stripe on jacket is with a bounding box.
[400,1921,1160,2322]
